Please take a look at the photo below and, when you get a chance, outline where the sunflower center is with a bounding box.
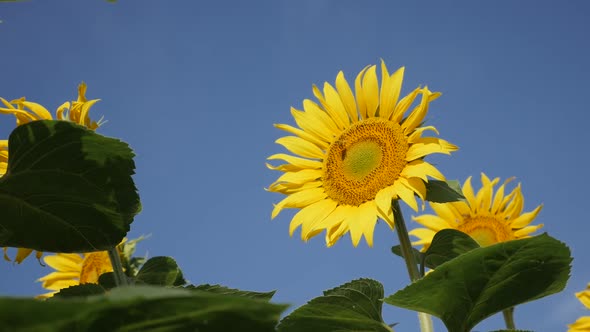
[323,118,409,206]
[79,251,113,284]
[457,216,513,247]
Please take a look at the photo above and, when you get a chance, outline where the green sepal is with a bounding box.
[384,234,571,332]
[0,120,140,252]
[277,278,393,332]
[425,180,464,203]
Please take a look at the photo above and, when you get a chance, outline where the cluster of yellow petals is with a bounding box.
[410,173,543,249]
[569,284,590,331]
[0,83,103,264]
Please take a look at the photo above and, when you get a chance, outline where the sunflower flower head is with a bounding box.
[36,238,138,299]
[0,83,104,263]
[410,173,543,250]
[268,60,457,247]
[569,284,590,331]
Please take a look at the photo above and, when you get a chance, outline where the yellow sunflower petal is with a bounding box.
[274,124,328,149]
[267,153,322,170]
[274,169,322,186]
[393,180,418,212]
[43,254,83,272]
[407,125,440,143]
[509,205,543,228]
[347,201,377,247]
[275,136,325,159]
[406,137,458,161]
[291,106,334,143]
[568,316,590,331]
[354,65,371,119]
[20,101,53,121]
[271,188,327,219]
[513,224,544,238]
[412,214,454,231]
[37,271,80,284]
[322,83,350,129]
[379,62,404,120]
[430,203,460,225]
[311,204,352,234]
[335,71,358,123]
[401,160,445,181]
[297,199,338,239]
[375,185,396,227]
[462,176,476,210]
[391,87,420,123]
[362,65,379,118]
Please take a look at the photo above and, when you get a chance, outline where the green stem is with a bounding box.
[392,200,434,332]
[107,247,128,287]
[502,307,516,330]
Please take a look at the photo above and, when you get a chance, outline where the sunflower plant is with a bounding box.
[0,63,578,332]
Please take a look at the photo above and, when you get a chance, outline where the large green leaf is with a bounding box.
[0,120,140,252]
[424,180,464,203]
[384,234,571,332]
[278,278,393,332]
[188,284,276,301]
[135,256,186,286]
[0,285,287,332]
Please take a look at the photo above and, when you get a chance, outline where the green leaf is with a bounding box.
[97,272,117,290]
[425,180,464,203]
[188,284,276,301]
[52,284,106,298]
[278,278,393,332]
[135,256,186,286]
[384,234,572,332]
[0,120,140,252]
[422,229,480,269]
[0,285,287,331]
[391,245,424,263]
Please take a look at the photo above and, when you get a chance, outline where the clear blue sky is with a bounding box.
[1,1,589,331]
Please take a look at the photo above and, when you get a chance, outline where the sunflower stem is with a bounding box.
[502,307,516,330]
[107,247,128,287]
[392,199,434,332]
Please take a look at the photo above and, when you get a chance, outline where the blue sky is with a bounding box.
[1,1,589,331]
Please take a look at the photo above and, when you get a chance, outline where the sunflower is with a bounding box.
[268,61,457,247]
[0,82,104,263]
[410,173,543,249]
[569,284,590,331]
[36,251,114,299]
[35,237,142,299]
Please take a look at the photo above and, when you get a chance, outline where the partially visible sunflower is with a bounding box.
[36,238,142,299]
[410,173,543,249]
[0,82,104,263]
[569,284,590,331]
[268,60,457,247]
